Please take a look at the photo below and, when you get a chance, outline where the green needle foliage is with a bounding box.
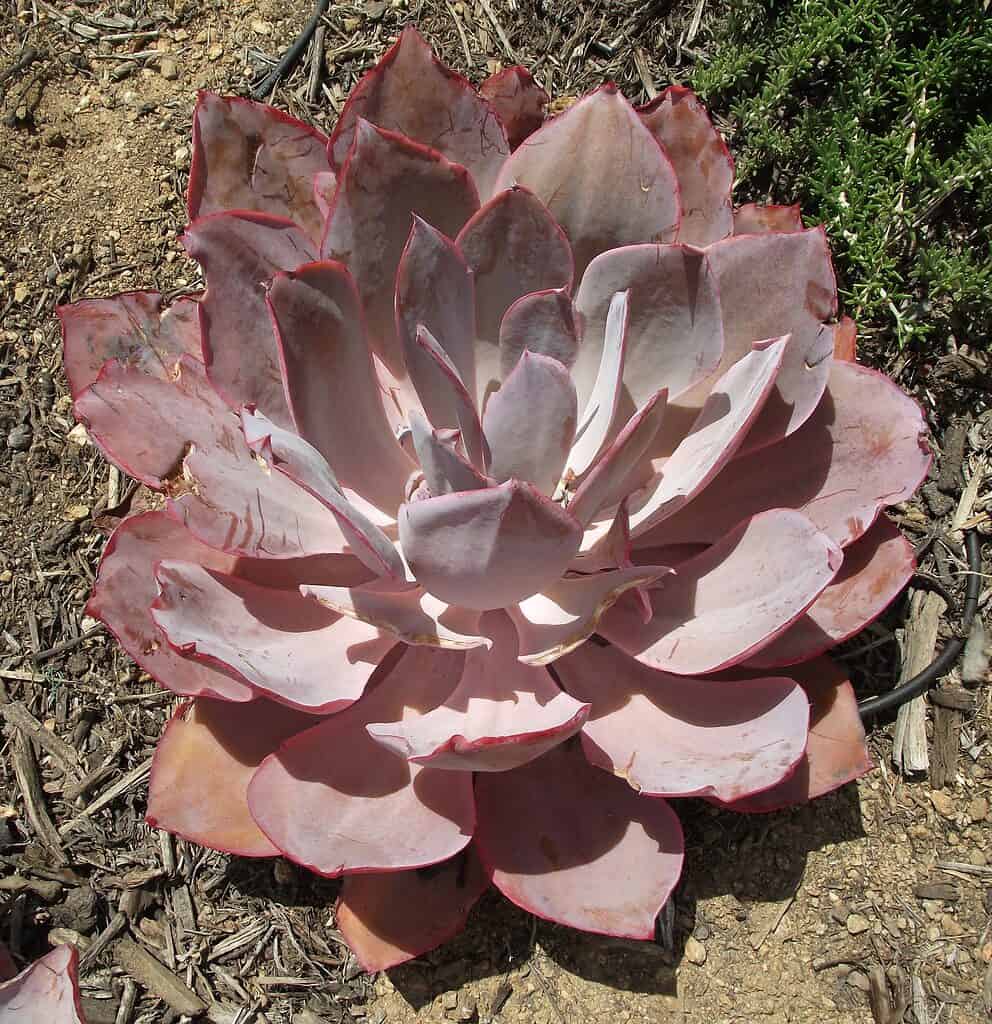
[691,0,991,351]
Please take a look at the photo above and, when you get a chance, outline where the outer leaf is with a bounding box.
[188,92,330,240]
[747,516,915,668]
[602,509,842,675]
[321,119,479,375]
[498,288,580,381]
[479,66,549,149]
[147,698,315,856]
[398,480,582,610]
[482,351,577,494]
[556,642,809,801]
[367,611,589,771]
[474,742,684,938]
[733,202,803,235]
[59,291,200,399]
[0,946,85,1024]
[336,847,489,972]
[268,261,414,517]
[639,86,734,247]
[493,85,681,278]
[327,26,509,197]
[151,561,395,712]
[248,646,476,875]
[184,211,317,426]
[642,360,932,550]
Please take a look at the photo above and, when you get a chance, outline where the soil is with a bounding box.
[0,3,990,1023]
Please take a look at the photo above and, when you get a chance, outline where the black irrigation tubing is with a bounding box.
[251,0,330,101]
[858,530,983,721]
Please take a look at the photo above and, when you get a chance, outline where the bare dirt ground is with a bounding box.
[0,2,989,1023]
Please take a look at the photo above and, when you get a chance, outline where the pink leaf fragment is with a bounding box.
[494,85,681,279]
[184,211,317,427]
[474,742,684,938]
[479,66,549,149]
[746,516,915,668]
[398,480,582,611]
[188,92,330,241]
[0,945,85,1024]
[336,846,489,972]
[733,202,803,235]
[59,290,200,399]
[328,26,509,197]
[639,86,734,247]
[147,698,315,856]
[556,641,809,802]
[457,187,573,402]
[408,408,490,496]
[482,351,578,494]
[643,360,932,549]
[509,565,672,665]
[712,657,871,812]
[321,120,480,376]
[367,611,589,771]
[498,288,579,382]
[832,315,858,361]
[602,509,842,675]
[248,645,476,876]
[151,561,395,712]
[267,260,413,516]
[572,244,723,418]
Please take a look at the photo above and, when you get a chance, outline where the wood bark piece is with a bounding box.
[11,729,66,864]
[0,700,83,776]
[892,590,946,773]
[930,697,960,790]
[114,936,207,1017]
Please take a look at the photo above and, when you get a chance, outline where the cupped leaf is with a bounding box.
[147,698,316,856]
[498,288,580,381]
[556,641,809,802]
[494,85,681,279]
[474,742,684,938]
[479,66,549,149]
[409,408,490,496]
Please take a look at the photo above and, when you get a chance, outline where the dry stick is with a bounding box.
[11,730,66,865]
[32,623,105,663]
[116,934,208,1017]
[59,757,153,836]
[446,2,474,70]
[479,0,517,62]
[306,24,325,104]
[79,911,127,972]
[0,701,83,776]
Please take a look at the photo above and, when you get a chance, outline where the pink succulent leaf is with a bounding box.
[188,92,330,241]
[565,290,629,477]
[302,582,491,651]
[184,211,318,428]
[508,565,672,665]
[336,846,489,972]
[474,741,684,938]
[602,509,842,675]
[572,244,724,420]
[241,408,404,578]
[398,479,583,611]
[151,560,395,712]
[0,945,86,1024]
[556,641,809,801]
[479,66,549,149]
[626,336,788,537]
[733,202,803,235]
[327,26,508,198]
[147,697,316,856]
[482,351,578,494]
[73,352,228,490]
[58,291,200,399]
[320,119,480,376]
[409,325,489,471]
[494,85,681,279]
[642,360,932,550]
[497,287,580,382]
[711,657,871,812]
[832,315,858,361]
[409,408,491,495]
[456,187,573,403]
[638,86,734,247]
[568,388,668,528]
[247,645,476,875]
[313,170,337,219]
[702,227,838,453]
[746,516,915,668]
[267,260,414,516]
[396,218,477,417]
[367,611,589,771]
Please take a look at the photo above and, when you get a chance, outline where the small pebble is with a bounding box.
[967,796,988,822]
[847,970,870,992]
[6,424,31,451]
[684,935,707,965]
[930,790,956,818]
[159,57,178,80]
[846,913,871,935]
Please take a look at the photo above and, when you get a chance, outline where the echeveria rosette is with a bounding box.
[58,27,930,972]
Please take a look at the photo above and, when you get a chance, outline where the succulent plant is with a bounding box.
[0,945,86,1023]
[59,27,929,971]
